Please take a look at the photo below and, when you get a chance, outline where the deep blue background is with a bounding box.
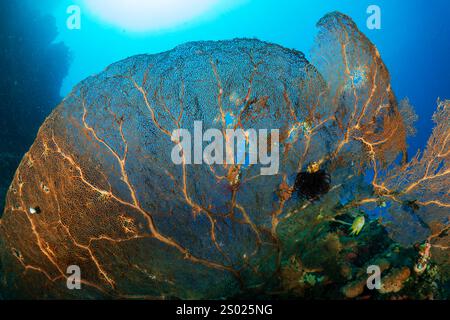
[26,0,450,153]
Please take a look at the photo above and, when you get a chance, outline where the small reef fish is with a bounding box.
[414,242,431,274]
[349,216,365,236]
[29,206,41,214]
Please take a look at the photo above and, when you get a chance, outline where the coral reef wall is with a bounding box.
[0,1,70,213]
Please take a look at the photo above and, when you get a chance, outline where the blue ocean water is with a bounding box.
[26,0,449,155]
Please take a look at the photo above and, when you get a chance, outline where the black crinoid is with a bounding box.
[294,166,331,201]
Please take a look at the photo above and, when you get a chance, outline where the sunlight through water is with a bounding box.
[83,0,240,32]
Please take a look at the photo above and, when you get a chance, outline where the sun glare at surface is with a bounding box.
[83,0,237,32]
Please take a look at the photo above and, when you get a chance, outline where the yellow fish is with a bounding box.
[350,216,365,236]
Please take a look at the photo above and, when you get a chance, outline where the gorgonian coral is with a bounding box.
[0,12,447,299]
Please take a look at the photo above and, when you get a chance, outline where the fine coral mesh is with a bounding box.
[0,13,448,299]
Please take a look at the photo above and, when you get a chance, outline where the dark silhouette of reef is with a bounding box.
[0,1,70,214]
[0,12,447,300]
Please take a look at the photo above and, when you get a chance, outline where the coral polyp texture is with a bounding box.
[0,12,448,299]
